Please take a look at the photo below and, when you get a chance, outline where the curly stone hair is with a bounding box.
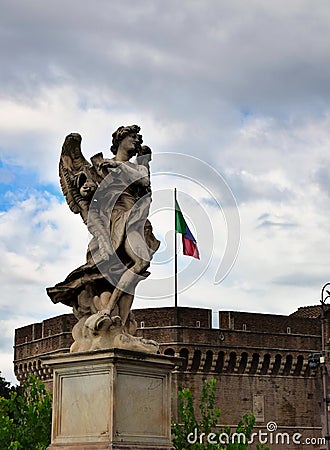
[110,125,143,155]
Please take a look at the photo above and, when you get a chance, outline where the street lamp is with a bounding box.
[320,282,330,449]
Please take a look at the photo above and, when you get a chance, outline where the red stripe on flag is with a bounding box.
[182,236,200,259]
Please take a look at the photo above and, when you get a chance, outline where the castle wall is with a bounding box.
[13,307,326,449]
[219,310,320,335]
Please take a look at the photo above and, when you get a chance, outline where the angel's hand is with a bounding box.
[136,145,152,167]
[100,159,120,169]
[139,145,152,156]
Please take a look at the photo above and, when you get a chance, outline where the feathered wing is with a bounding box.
[59,133,91,221]
[58,133,113,260]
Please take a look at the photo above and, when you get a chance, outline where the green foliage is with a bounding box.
[172,378,269,450]
[0,375,52,450]
[0,372,16,400]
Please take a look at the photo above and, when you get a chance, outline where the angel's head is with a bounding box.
[110,125,143,157]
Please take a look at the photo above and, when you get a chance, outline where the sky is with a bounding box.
[1,0,330,384]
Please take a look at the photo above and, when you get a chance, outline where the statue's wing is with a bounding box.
[59,133,91,215]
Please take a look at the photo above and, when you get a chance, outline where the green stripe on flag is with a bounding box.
[175,201,187,234]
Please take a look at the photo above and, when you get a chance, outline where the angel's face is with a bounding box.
[119,133,139,157]
[80,181,96,199]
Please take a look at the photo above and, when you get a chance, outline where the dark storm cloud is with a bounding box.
[2,0,330,122]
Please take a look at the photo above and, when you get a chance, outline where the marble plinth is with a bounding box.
[42,349,180,450]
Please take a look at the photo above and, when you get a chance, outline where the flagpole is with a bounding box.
[174,188,178,308]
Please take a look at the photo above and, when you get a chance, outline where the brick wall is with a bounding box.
[133,306,212,328]
[175,371,323,449]
[219,311,320,335]
[13,306,326,449]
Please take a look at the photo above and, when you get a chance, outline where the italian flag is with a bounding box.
[175,200,200,259]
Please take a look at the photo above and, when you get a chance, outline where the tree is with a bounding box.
[0,372,16,399]
[172,378,269,450]
[0,375,52,450]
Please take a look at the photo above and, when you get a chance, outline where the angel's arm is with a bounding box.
[136,145,152,169]
[91,153,121,179]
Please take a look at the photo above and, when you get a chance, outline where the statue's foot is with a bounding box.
[85,311,112,332]
[70,313,159,354]
[113,333,159,353]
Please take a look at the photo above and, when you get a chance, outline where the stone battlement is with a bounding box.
[13,306,326,449]
[14,306,322,384]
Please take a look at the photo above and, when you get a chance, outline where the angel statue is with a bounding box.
[46,125,160,353]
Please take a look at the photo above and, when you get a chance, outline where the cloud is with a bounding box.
[224,169,294,205]
[0,192,85,315]
[1,1,330,115]
[272,272,325,287]
[0,85,189,187]
[256,213,298,229]
[1,0,330,383]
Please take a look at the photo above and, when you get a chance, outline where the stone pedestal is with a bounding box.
[42,349,180,450]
